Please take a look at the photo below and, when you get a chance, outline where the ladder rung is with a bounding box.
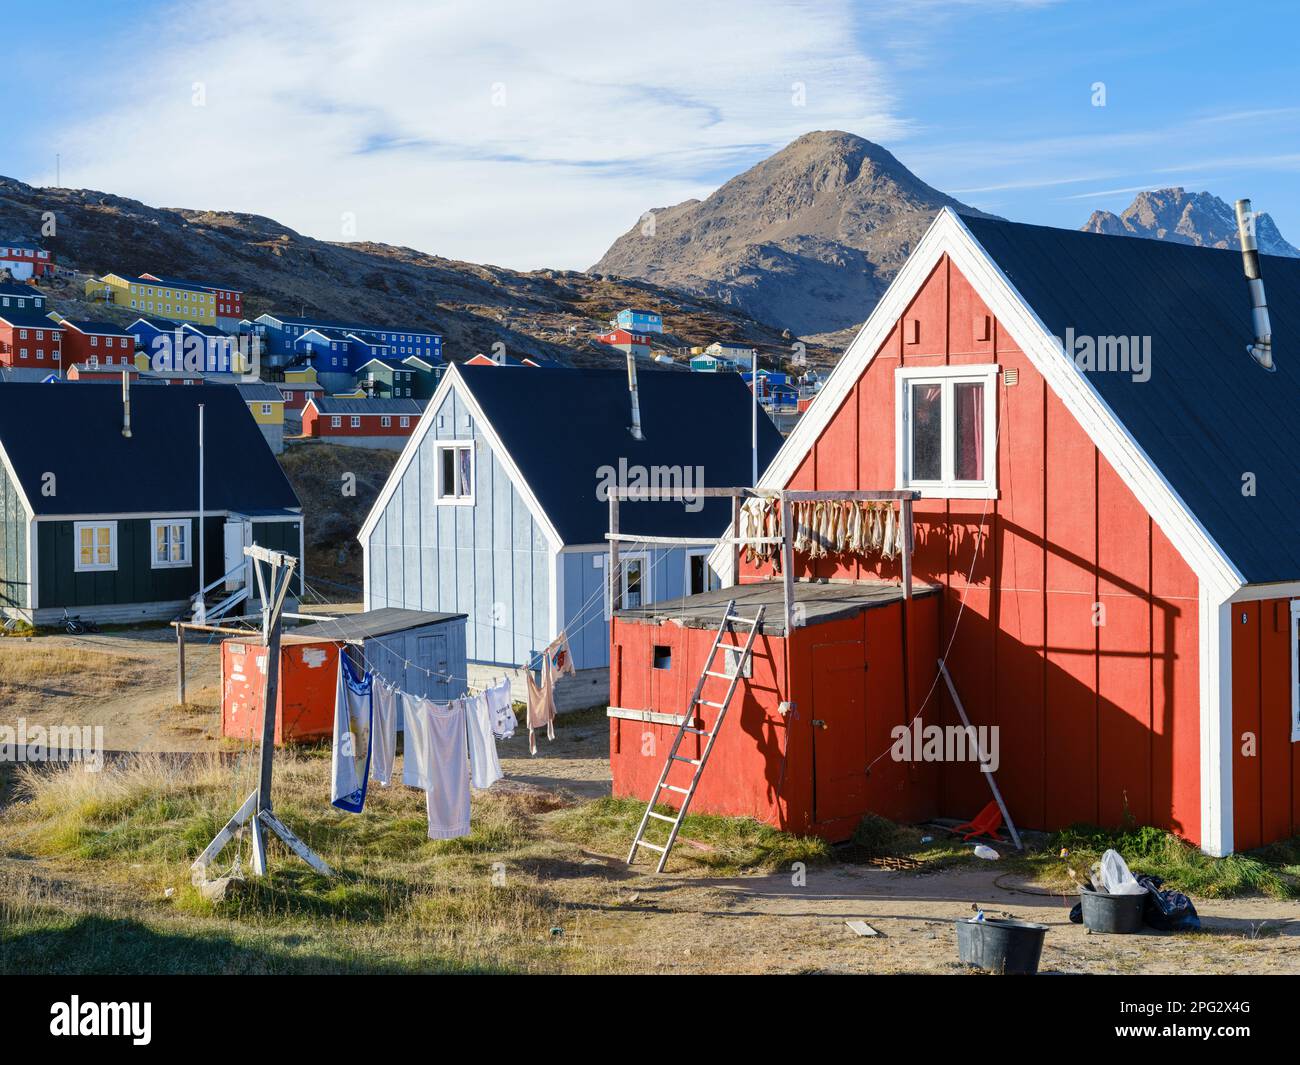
[635,840,666,852]
[704,670,737,680]
[662,784,690,794]
[672,756,701,765]
[682,726,709,736]
[697,700,725,709]
[724,614,757,625]
[647,811,677,823]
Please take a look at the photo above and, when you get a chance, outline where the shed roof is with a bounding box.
[456,363,784,544]
[963,215,1300,585]
[0,382,299,516]
[310,397,424,415]
[288,607,465,643]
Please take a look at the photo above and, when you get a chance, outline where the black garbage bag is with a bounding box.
[1068,902,1083,923]
[1135,874,1200,932]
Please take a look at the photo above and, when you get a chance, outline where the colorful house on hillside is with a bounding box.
[402,355,444,398]
[129,318,242,376]
[597,328,651,359]
[60,320,136,370]
[0,241,54,280]
[247,314,443,382]
[356,358,415,398]
[690,341,755,373]
[276,378,325,416]
[139,274,244,331]
[357,364,783,704]
[0,282,47,314]
[67,361,143,383]
[301,397,423,449]
[616,308,664,334]
[0,310,62,370]
[0,383,302,625]
[87,274,218,327]
[234,382,286,453]
[610,207,1300,857]
[463,353,547,367]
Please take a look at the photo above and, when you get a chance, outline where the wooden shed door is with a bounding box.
[418,634,450,698]
[812,641,867,823]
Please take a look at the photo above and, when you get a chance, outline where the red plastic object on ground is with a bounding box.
[951,801,1005,842]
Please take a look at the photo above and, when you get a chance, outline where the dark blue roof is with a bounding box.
[964,215,1300,585]
[0,383,299,516]
[457,364,783,545]
[0,308,59,328]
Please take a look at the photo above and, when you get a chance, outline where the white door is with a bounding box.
[223,519,252,590]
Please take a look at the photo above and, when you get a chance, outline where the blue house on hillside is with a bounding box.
[129,317,240,375]
[616,308,663,334]
[249,314,442,390]
[359,363,783,703]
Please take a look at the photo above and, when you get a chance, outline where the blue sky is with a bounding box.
[3,0,1297,269]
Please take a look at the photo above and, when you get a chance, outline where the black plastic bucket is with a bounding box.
[955,918,1048,974]
[1079,887,1146,934]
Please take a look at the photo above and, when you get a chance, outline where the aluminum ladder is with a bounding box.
[627,598,767,873]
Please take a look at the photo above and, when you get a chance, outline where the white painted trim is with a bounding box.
[149,517,193,569]
[1230,582,1300,603]
[1199,591,1234,856]
[0,439,35,520]
[1291,601,1300,744]
[28,514,37,610]
[550,547,561,642]
[894,363,999,499]
[73,519,118,573]
[357,364,563,551]
[432,438,476,506]
[711,207,1245,603]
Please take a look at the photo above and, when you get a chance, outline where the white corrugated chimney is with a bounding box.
[121,369,132,438]
[1235,198,1274,371]
[626,352,643,440]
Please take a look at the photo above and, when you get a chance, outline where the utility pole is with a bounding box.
[751,350,758,486]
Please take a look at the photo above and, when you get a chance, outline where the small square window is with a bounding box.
[436,442,474,504]
[653,645,672,670]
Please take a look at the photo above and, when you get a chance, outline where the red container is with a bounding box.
[221,636,341,745]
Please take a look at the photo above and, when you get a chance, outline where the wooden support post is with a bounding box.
[256,559,294,816]
[608,493,620,617]
[730,495,741,588]
[901,496,914,601]
[176,623,186,706]
[939,660,1023,851]
[780,495,796,631]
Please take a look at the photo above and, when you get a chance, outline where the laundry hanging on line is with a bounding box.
[483,677,516,740]
[330,655,373,814]
[522,631,574,756]
[402,693,472,839]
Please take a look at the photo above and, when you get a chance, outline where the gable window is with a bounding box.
[75,521,117,572]
[436,441,474,504]
[896,365,998,499]
[621,553,648,610]
[151,519,192,567]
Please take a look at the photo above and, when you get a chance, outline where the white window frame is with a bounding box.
[74,520,118,572]
[150,518,192,568]
[895,364,999,500]
[620,551,650,610]
[1291,600,1300,743]
[434,440,475,506]
[685,547,718,596]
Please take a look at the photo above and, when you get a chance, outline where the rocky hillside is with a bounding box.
[0,176,824,368]
[590,131,993,337]
[1082,188,1299,256]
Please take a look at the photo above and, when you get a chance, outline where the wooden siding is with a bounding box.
[742,254,1204,843]
[1232,598,1299,849]
[365,385,550,667]
[0,461,27,609]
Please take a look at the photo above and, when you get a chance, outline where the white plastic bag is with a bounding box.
[1098,848,1146,895]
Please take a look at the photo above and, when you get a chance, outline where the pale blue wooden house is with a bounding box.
[358,363,782,685]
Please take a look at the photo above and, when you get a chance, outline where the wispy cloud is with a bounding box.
[46,0,907,270]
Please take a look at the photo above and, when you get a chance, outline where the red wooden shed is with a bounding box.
[609,208,1300,856]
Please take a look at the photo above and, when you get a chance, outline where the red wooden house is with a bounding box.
[611,208,1300,856]
[302,396,424,447]
[0,311,62,369]
[59,319,137,369]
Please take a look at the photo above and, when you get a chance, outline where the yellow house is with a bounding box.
[331,387,366,399]
[87,273,218,326]
[236,382,286,454]
[283,365,319,384]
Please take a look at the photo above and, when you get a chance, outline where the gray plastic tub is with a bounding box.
[1080,887,1146,933]
[955,918,1048,974]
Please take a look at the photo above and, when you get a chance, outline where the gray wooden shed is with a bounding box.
[289,607,468,702]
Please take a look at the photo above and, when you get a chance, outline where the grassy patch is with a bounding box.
[1046,824,1299,900]
[549,795,830,873]
[0,647,138,686]
[847,813,975,869]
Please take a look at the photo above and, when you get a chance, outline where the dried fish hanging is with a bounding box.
[881,502,897,561]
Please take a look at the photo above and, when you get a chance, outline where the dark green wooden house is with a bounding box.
[0,382,303,625]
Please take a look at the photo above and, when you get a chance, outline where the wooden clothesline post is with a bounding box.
[192,544,332,881]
